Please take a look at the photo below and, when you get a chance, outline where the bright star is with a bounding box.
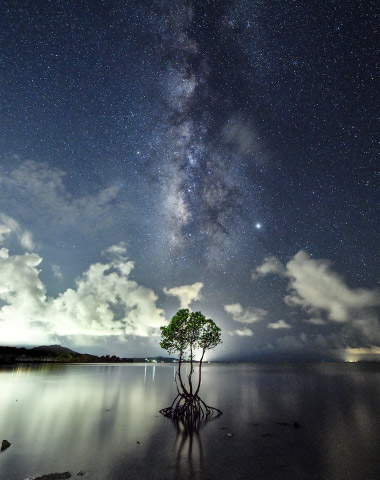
[255,223,262,229]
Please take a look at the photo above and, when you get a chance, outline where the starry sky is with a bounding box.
[0,0,379,361]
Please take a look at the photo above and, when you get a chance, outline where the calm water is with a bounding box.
[0,362,380,480]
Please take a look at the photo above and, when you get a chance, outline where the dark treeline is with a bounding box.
[0,345,133,364]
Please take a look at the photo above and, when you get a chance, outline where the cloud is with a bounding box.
[105,243,128,257]
[344,346,380,361]
[305,317,327,326]
[52,264,63,279]
[284,251,380,323]
[254,250,380,348]
[268,320,292,329]
[0,161,130,239]
[0,248,50,344]
[52,252,164,337]
[0,213,36,250]
[229,328,253,337]
[0,244,165,345]
[253,250,380,324]
[252,256,285,279]
[163,282,203,309]
[224,303,267,324]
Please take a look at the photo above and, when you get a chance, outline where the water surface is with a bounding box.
[1,362,380,479]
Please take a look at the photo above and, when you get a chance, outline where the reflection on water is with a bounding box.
[173,418,204,479]
[0,363,380,479]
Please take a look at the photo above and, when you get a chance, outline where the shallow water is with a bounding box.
[1,362,380,480]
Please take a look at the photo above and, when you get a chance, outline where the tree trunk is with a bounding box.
[194,349,205,396]
[160,349,221,422]
[177,354,188,395]
[188,345,193,394]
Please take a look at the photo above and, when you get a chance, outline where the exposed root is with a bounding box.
[160,393,222,422]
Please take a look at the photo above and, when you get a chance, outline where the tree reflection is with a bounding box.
[172,415,220,479]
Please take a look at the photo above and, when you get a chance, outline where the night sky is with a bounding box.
[0,0,379,361]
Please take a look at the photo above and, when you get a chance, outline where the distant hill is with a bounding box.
[0,345,132,364]
[31,345,77,355]
[0,345,176,364]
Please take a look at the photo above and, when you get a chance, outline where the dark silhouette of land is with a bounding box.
[0,345,176,364]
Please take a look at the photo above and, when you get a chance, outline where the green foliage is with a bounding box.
[160,309,222,357]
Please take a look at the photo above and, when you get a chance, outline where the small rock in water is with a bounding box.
[33,472,71,480]
[227,433,234,438]
[136,441,140,444]
[76,471,86,477]
[294,421,300,429]
[1,440,11,451]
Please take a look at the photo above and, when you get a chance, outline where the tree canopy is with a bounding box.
[160,309,221,359]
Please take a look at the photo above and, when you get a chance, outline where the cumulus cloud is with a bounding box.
[251,256,285,279]
[0,213,36,250]
[163,282,203,309]
[253,250,380,324]
[268,320,292,330]
[254,250,380,348]
[225,302,267,338]
[224,303,267,324]
[229,328,253,337]
[0,244,165,345]
[0,248,50,344]
[284,251,380,323]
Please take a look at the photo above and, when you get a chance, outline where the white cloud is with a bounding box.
[224,303,267,324]
[0,213,36,250]
[253,250,380,325]
[105,243,128,257]
[284,251,380,323]
[0,248,50,344]
[268,320,292,329]
[52,264,63,279]
[252,256,285,279]
[305,317,327,326]
[229,328,253,337]
[163,282,203,309]
[254,250,380,348]
[0,244,165,345]
[224,303,243,317]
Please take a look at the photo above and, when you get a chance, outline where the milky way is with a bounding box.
[150,1,262,266]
